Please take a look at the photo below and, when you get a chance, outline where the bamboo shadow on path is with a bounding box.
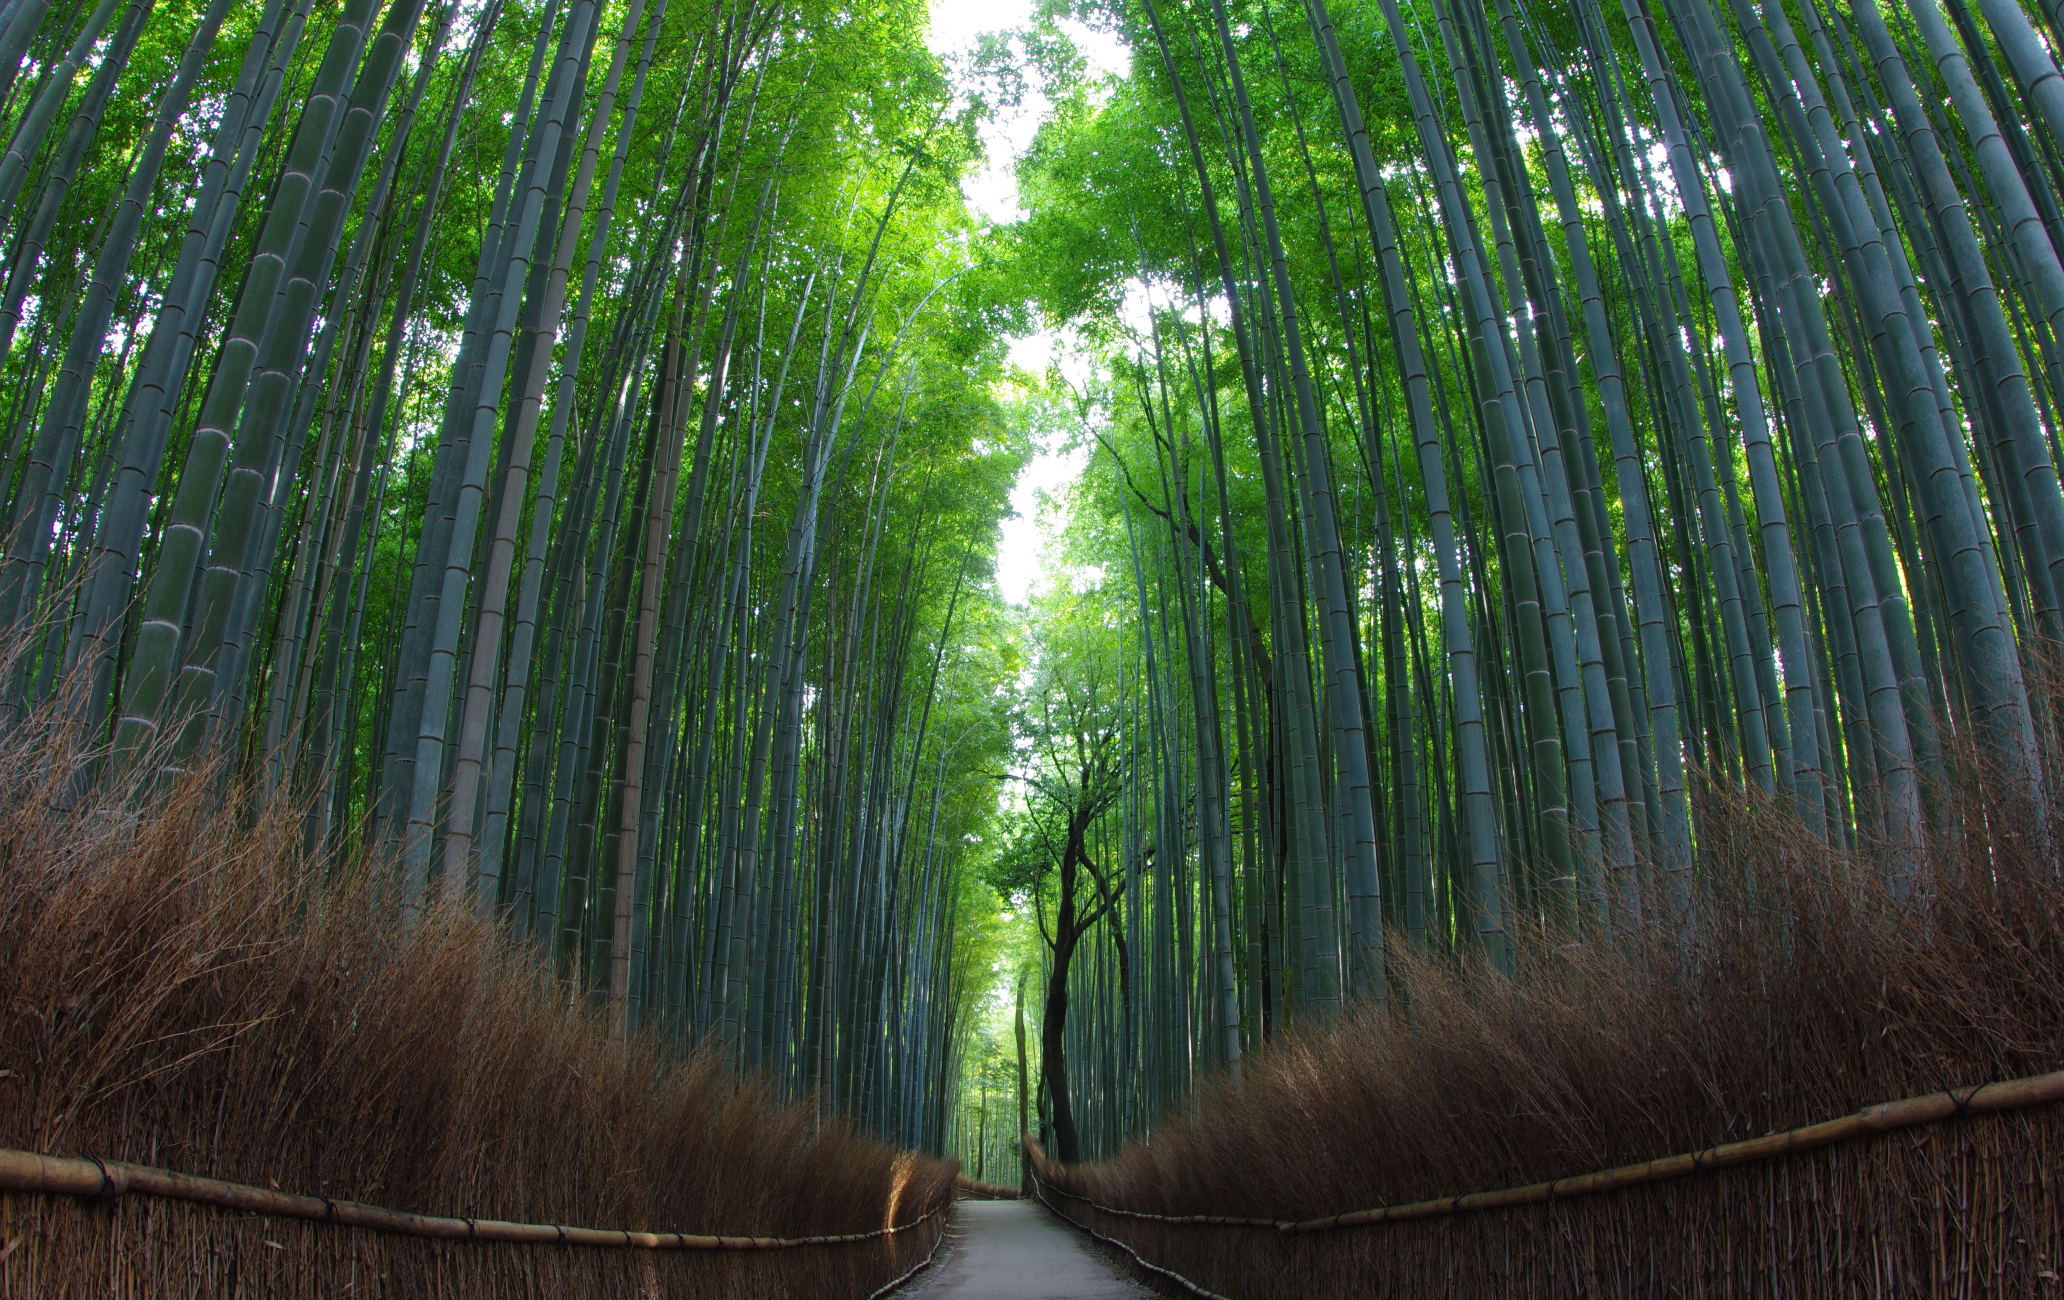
[895,1200,1153,1299]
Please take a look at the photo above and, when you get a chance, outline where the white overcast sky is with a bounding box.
[927,1,1127,605]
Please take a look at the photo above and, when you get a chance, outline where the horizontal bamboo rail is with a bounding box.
[1031,1176,1228,1300]
[864,1198,954,1300]
[0,1147,948,1250]
[1030,1064,2064,1235]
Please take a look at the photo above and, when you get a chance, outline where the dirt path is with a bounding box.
[898,1199,1153,1299]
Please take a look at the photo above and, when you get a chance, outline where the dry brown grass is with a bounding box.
[1033,746,2064,1296]
[952,1177,1020,1200]
[0,698,952,1298]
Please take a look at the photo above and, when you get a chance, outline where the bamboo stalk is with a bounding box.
[1028,1065,2064,1234]
[0,1149,948,1251]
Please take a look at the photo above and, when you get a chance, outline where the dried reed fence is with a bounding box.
[1021,748,2064,1298]
[953,1176,1021,1200]
[1029,1072,2064,1297]
[0,700,954,1298]
[0,1146,950,1249]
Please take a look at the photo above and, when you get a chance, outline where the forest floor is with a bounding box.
[899,1200,1152,1299]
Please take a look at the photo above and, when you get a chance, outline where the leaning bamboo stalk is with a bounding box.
[0,1148,948,1250]
[1029,1065,2064,1234]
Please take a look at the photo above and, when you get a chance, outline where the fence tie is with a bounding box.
[320,1196,340,1224]
[84,1153,121,1201]
[1950,1084,1978,1120]
[463,1217,477,1240]
[554,1224,569,1247]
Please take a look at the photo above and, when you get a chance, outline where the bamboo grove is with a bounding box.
[12,0,2064,1212]
[0,0,1031,1150]
[997,0,2064,1163]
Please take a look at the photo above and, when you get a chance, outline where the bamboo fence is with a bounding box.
[0,1146,954,1298]
[1028,1066,2064,1297]
[0,1147,948,1249]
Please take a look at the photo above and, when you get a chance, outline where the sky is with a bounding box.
[926,1,1129,605]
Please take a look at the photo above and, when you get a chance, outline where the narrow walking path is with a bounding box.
[900,1199,1151,1299]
